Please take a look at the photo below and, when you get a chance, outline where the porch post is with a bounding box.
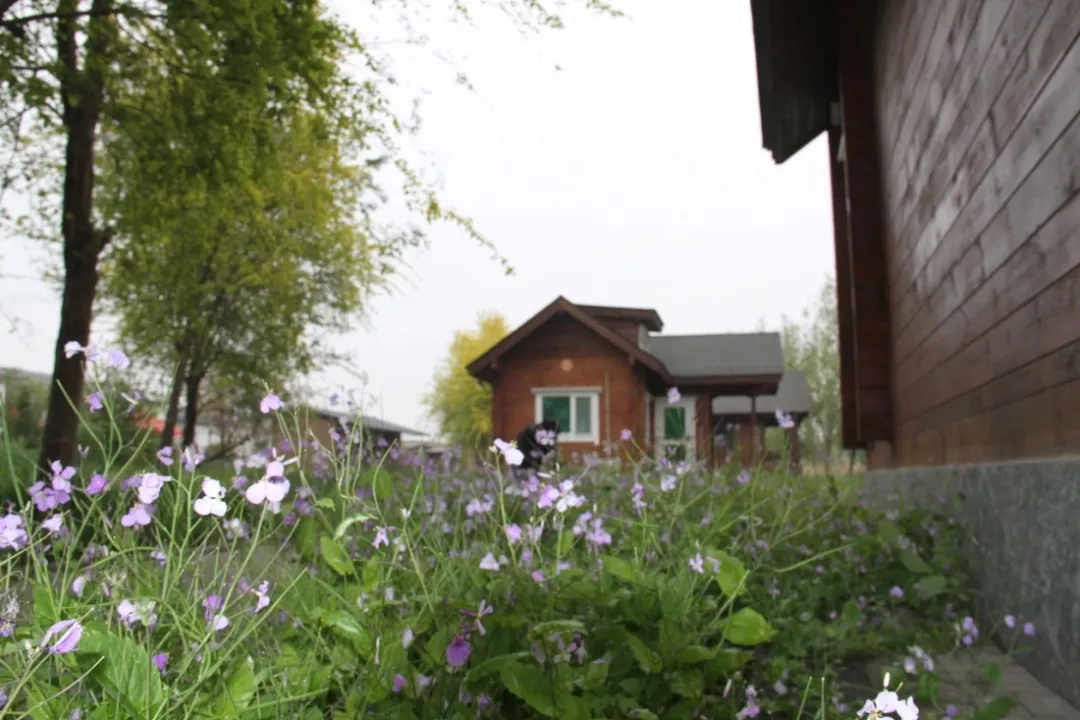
[707,395,716,470]
[749,395,758,467]
[788,421,802,474]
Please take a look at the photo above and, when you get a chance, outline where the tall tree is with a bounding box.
[423,311,508,454]
[779,277,843,471]
[0,0,619,476]
[98,87,398,450]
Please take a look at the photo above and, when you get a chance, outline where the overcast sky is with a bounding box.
[0,0,835,436]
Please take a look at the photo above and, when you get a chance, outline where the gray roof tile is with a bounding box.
[644,333,784,377]
[711,371,811,415]
[314,408,427,437]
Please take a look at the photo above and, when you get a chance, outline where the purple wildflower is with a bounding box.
[446,636,471,667]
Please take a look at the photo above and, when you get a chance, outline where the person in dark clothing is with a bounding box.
[515,419,560,470]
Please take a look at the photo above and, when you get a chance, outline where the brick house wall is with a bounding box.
[493,315,648,461]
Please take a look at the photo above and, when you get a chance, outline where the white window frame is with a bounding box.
[532,387,601,444]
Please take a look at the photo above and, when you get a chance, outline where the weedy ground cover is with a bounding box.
[0,353,1035,719]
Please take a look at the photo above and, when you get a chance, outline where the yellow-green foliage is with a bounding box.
[423,311,509,454]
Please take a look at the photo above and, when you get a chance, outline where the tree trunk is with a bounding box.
[36,0,113,479]
[159,345,191,451]
[182,372,204,449]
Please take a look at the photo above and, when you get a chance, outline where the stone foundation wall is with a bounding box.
[861,457,1080,709]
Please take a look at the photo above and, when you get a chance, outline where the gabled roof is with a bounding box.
[644,333,784,379]
[0,366,52,386]
[466,296,672,383]
[750,0,837,163]
[313,408,427,437]
[711,370,811,416]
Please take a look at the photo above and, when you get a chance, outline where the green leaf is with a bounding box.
[320,536,355,576]
[530,619,588,637]
[915,574,948,599]
[363,677,390,704]
[897,549,933,575]
[307,664,332,695]
[670,668,704,699]
[981,662,1003,686]
[75,630,167,716]
[556,694,591,720]
[215,656,257,717]
[628,710,659,720]
[625,633,662,673]
[708,647,753,674]
[31,583,57,628]
[25,686,63,720]
[362,557,382,593]
[662,700,698,720]
[365,467,393,502]
[705,549,748,597]
[294,516,317,560]
[499,662,558,717]
[578,659,609,690]
[558,530,575,554]
[876,519,900,542]
[334,512,372,539]
[601,555,645,585]
[972,697,1017,720]
[423,626,453,667]
[319,609,371,654]
[840,599,862,626]
[467,652,534,682]
[675,645,715,664]
[657,575,692,622]
[720,608,777,646]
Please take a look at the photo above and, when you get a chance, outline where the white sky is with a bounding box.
[0,0,835,436]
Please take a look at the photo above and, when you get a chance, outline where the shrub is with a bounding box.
[0,369,1031,719]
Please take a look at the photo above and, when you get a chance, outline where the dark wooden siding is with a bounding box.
[592,318,644,348]
[871,0,1080,466]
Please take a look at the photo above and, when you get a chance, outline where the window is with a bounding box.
[534,389,600,443]
[662,406,688,461]
[663,407,686,440]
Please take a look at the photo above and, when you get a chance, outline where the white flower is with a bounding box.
[193,478,227,518]
[857,673,919,720]
[245,477,290,507]
[491,438,524,467]
[479,552,500,571]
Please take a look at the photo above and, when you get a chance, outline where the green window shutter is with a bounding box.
[663,407,686,439]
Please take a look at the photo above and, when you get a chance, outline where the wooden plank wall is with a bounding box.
[872,0,1080,466]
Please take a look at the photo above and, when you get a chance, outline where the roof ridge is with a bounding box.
[650,331,780,339]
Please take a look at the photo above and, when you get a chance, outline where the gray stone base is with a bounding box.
[862,457,1080,711]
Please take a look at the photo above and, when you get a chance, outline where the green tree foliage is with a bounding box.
[0,0,620,474]
[423,311,508,455]
[780,277,843,471]
[97,75,400,448]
